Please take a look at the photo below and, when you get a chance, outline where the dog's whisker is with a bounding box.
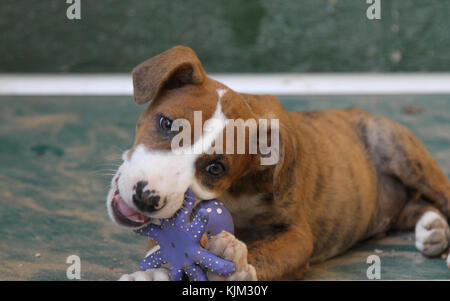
[93,172,117,176]
[91,169,118,174]
[94,163,122,168]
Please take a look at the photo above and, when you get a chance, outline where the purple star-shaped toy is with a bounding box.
[134,189,236,281]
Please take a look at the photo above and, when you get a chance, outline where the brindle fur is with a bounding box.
[135,46,450,280]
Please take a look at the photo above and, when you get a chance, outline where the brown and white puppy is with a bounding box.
[107,46,450,281]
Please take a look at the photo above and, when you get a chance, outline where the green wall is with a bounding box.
[1,0,449,73]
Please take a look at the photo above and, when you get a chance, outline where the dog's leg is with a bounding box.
[394,199,441,230]
[118,268,170,281]
[206,219,313,280]
[362,117,450,268]
[394,200,450,257]
[362,117,450,218]
[205,231,257,281]
[245,225,313,280]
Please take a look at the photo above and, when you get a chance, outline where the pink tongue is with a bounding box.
[114,194,148,222]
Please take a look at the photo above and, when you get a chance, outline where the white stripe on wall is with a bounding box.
[1,73,450,95]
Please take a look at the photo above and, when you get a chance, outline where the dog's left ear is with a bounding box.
[132,46,206,105]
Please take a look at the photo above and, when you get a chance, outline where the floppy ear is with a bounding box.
[132,46,206,105]
[272,125,298,201]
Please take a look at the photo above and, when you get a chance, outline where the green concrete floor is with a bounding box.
[0,95,449,280]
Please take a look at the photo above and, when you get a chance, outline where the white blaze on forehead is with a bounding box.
[193,91,228,155]
[216,88,227,99]
[172,88,228,155]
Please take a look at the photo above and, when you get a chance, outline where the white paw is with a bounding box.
[415,211,450,257]
[205,231,257,281]
[118,268,170,281]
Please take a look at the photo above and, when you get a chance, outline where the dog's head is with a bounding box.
[107,46,285,228]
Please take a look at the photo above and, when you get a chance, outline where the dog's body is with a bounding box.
[108,46,450,280]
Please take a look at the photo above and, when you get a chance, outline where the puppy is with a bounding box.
[107,46,450,280]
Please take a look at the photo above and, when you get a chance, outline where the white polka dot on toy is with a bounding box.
[206,208,212,213]
[216,208,222,214]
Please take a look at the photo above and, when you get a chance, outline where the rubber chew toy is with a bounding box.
[135,189,236,281]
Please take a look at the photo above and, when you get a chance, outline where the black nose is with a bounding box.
[132,181,161,213]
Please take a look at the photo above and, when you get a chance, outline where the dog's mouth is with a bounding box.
[111,189,151,228]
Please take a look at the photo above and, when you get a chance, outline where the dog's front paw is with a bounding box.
[118,268,170,281]
[415,211,450,257]
[204,231,257,281]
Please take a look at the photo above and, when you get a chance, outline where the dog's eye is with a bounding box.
[159,116,173,132]
[205,162,226,176]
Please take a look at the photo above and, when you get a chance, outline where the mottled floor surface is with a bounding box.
[0,95,449,280]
